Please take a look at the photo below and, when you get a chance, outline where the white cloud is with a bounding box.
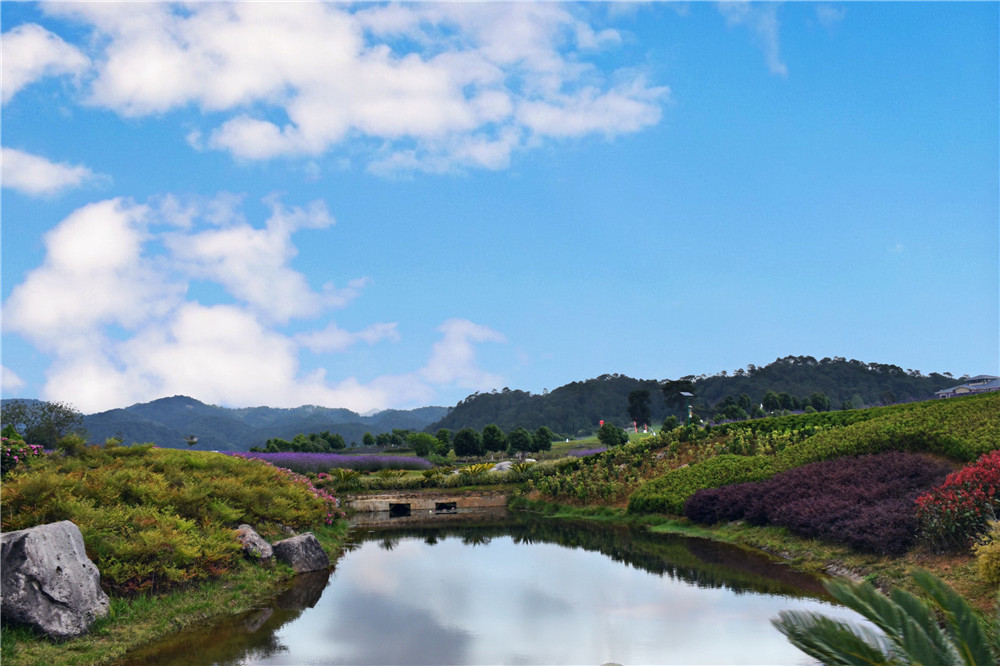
[297,322,400,354]
[420,319,506,390]
[2,365,26,394]
[816,5,847,34]
[43,3,667,173]
[1,23,89,104]
[164,196,353,323]
[1,147,107,197]
[3,195,506,413]
[717,2,788,77]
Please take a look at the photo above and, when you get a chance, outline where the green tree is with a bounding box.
[810,392,831,412]
[662,379,695,416]
[533,426,555,452]
[408,431,438,458]
[452,427,483,458]
[737,393,752,412]
[362,431,376,447]
[597,422,629,448]
[319,430,346,450]
[719,404,748,421]
[773,569,997,666]
[507,427,534,456]
[1,400,87,449]
[762,391,781,412]
[627,389,652,427]
[482,424,507,456]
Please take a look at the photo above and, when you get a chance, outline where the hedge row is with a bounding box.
[628,393,999,516]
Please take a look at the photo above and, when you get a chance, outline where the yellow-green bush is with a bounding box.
[974,521,1000,586]
[0,443,340,595]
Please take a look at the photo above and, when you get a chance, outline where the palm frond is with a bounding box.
[911,568,995,666]
[772,610,896,666]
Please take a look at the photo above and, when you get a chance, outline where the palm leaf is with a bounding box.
[911,568,996,666]
[772,610,896,666]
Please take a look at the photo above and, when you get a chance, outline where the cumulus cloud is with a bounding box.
[420,319,506,390]
[1,23,89,104]
[42,2,667,172]
[2,366,26,394]
[297,322,400,354]
[3,195,506,413]
[1,147,107,197]
[717,2,788,77]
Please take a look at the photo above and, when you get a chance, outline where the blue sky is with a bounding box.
[2,2,997,415]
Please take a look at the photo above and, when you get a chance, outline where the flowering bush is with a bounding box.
[915,449,1000,551]
[1,436,45,476]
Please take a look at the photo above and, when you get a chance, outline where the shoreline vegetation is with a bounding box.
[2,393,998,664]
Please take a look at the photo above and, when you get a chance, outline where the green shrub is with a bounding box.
[1,442,341,595]
[628,455,776,515]
[974,521,1000,586]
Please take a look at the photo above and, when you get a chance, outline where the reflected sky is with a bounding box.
[255,536,862,665]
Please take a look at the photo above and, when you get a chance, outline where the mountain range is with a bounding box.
[7,356,967,450]
[81,396,448,451]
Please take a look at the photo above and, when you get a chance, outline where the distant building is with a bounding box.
[934,375,1000,399]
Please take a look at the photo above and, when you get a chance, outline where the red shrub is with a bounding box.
[915,449,1000,551]
[684,451,951,556]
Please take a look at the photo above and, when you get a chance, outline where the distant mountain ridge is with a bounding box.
[7,356,967,449]
[426,356,962,435]
[80,396,449,451]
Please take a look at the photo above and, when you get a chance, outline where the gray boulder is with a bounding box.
[272,533,329,573]
[235,524,273,562]
[1,520,110,639]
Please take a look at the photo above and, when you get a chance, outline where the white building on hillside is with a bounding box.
[934,375,1000,399]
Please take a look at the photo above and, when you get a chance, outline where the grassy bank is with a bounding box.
[0,442,350,665]
[0,523,349,666]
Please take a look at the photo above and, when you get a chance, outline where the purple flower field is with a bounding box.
[569,447,608,457]
[232,452,433,475]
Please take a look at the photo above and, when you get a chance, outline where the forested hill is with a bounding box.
[427,356,960,436]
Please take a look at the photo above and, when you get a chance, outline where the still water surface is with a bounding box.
[123,513,865,665]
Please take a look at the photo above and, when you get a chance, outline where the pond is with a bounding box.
[121,511,866,665]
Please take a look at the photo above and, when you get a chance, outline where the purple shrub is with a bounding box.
[232,452,432,475]
[569,447,608,458]
[683,451,951,556]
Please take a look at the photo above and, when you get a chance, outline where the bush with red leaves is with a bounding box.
[915,449,1000,551]
[684,451,951,556]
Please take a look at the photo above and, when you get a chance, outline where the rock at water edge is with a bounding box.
[1,520,111,639]
[272,533,329,573]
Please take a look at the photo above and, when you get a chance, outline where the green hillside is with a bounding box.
[428,357,960,435]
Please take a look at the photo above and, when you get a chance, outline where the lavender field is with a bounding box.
[232,452,433,475]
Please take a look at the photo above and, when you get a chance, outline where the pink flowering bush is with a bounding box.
[1,436,46,476]
[916,449,1000,551]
